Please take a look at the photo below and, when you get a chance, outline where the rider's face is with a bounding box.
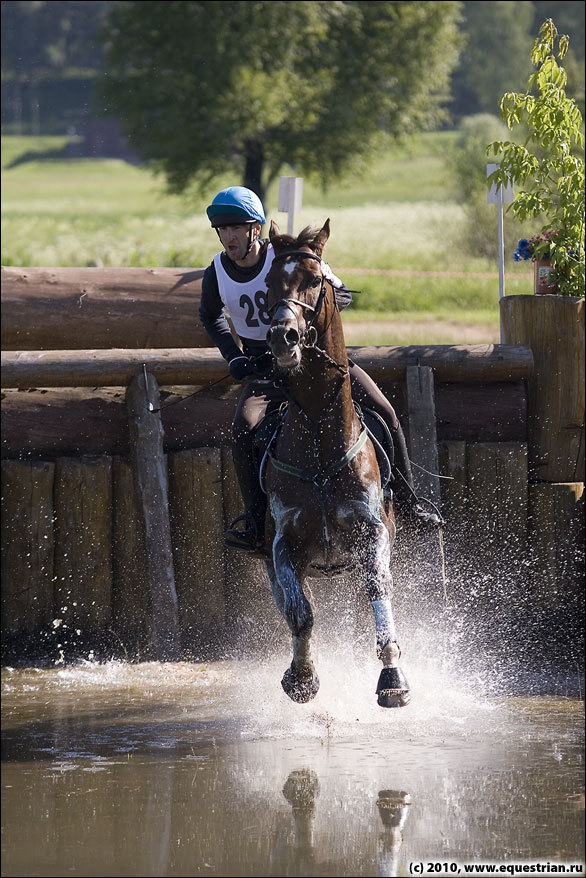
[217,223,259,262]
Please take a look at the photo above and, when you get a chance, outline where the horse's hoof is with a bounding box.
[282,667,320,703]
[376,666,411,709]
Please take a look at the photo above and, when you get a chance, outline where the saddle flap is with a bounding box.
[360,407,394,488]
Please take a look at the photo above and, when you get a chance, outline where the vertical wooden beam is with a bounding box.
[1,460,55,636]
[404,364,441,509]
[221,448,270,654]
[466,442,528,551]
[126,369,179,660]
[168,448,226,652]
[111,456,151,654]
[54,456,113,637]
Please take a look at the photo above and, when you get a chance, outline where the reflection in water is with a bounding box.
[377,790,411,877]
[1,658,584,877]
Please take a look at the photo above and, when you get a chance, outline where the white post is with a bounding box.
[278,176,303,236]
[487,164,514,344]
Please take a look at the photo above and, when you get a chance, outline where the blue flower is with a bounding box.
[513,238,533,261]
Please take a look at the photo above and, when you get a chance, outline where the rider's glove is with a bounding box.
[229,356,255,381]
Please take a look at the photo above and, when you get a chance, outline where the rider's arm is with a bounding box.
[322,261,353,311]
[199,263,244,363]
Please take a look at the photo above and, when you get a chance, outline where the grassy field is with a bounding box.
[1,133,533,344]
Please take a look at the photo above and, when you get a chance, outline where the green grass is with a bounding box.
[1,132,532,342]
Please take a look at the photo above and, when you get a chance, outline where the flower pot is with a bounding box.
[533,257,557,294]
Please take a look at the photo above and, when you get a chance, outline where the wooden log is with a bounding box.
[1,266,209,350]
[1,344,534,389]
[1,460,55,635]
[466,442,528,552]
[168,448,226,650]
[111,456,151,652]
[126,370,180,660]
[404,365,441,509]
[528,481,585,613]
[0,386,238,458]
[0,381,526,459]
[53,456,113,639]
[500,295,584,482]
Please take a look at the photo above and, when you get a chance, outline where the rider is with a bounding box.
[199,185,442,550]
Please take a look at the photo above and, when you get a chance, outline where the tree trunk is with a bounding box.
[243,140,266,205]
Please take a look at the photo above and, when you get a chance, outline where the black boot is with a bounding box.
[388,428,444,529]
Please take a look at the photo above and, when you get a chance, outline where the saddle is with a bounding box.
[252,404,394,495]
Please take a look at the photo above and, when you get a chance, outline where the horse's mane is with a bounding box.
[271,225,320,252]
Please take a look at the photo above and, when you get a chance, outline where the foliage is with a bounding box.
[447,113,531,260]
[513,230,558,261]
[98,1,462,202]
[487,18,585,297]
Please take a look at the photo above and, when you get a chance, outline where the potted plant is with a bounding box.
[487,19,585,298]
[513,232,559,294]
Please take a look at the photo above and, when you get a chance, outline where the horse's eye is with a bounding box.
[311,276,321,288]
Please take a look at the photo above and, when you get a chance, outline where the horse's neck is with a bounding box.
[286,310,356,440]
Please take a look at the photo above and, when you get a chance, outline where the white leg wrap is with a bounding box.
[371,599,397,648]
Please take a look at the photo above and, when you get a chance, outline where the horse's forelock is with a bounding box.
[272,225,321,254]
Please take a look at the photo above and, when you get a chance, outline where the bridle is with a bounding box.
[267,248,345,371]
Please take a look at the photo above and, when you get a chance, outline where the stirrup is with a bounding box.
[409,498,444,528]
[224,513,264,551]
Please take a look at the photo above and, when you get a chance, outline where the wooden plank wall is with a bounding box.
[2,437,545,662]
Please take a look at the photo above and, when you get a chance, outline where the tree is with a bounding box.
[99,0,462,202]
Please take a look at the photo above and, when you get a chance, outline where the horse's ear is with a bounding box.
[312,218,330,256]
[269,219,281,241]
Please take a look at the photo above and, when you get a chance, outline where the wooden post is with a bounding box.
[126,369,179,660]
[111,456,151,654]
[1,460,55,636]
[466,442,528,551]
[221,448,270,653]
[528,482,585,612]
[500,295,584,482]
[168,448,226,652]
[54,456,113,640]
[404,364,441,509]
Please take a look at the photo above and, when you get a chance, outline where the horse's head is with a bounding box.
[265,219,331,371]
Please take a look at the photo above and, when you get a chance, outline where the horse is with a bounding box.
[262,218,411,708]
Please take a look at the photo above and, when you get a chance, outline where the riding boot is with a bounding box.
[225,439,267,551]
[388,423,444,528]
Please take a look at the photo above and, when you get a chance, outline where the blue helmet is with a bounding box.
[206,186,266,227]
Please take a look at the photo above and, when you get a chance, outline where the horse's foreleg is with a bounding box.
[267,537,319,703]
[363,523,411,708]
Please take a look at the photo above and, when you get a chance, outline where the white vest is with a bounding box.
[213,244,275,341]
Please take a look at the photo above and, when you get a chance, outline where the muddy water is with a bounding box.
[1,651,584,878]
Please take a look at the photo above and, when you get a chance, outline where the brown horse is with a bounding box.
[263,219,410,708]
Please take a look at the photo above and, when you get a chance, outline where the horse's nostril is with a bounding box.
[285,328,299,346]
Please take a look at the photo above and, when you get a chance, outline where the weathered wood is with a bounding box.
[168,448,226,647]
[434,382,527,442]
[1,460,55,634]
[466,442,528,550]
[111,456,151,651]
[53,456,112,636]
[221,447,271,651]
[1,344,534,389]
[1,266,208,350]
[501,295,584,482]
[438,441,467,524]
[0,381,527,459]
[528,481,585,611]
[404,365,441,509]
[0,386,238,458]
[126,370,180,660]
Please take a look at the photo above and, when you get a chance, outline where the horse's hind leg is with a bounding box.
[363,523,411,708]
[265,541,319,703]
